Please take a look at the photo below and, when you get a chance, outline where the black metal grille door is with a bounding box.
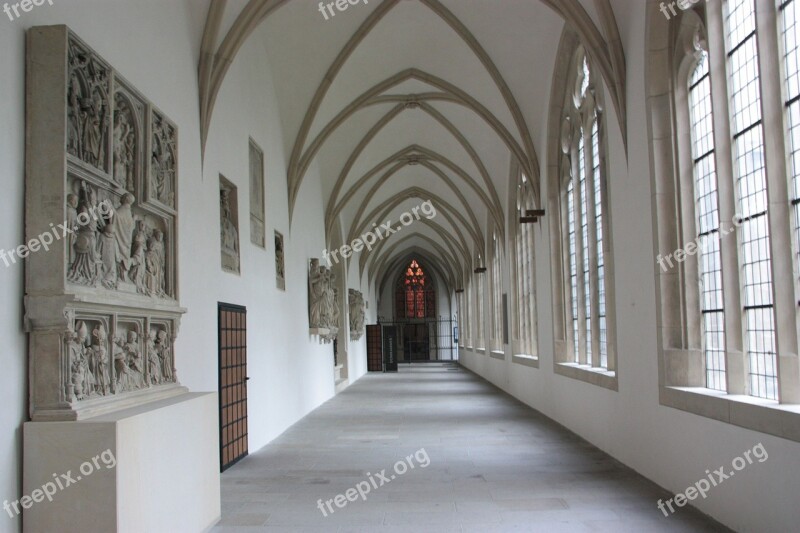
[218,303,248,472]
[366,325,383,372]
[378,317,458,362]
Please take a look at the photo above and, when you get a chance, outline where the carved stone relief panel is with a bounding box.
[250,140,265,248]
[149,321,176,385]
[113,319,147,394]
[59,312,179,408]
[149,110,177,209]
[113,84,144,195]
[308,258,338,344]
[275,231,285,291]
[64,314,113,402]
[64,173,174,299]
[349,289,365,341]
[26,26,186,421]
[67,36,111,174]
[220,176,241,274]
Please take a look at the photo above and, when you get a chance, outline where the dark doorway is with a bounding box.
[366,325,383,372]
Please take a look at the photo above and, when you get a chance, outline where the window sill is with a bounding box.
[661,386,800,443]
[512,354,539,368]
[475,348,486,355]
[489,350,505,360]
[555,362,618,391]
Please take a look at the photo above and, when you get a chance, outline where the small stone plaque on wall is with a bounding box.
[220,175,241,274]
[250,140,265,248]
[275,230,285,290]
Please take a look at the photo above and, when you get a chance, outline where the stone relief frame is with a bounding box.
[25,26,186,421]
[219,175,241,275]
[275,230,285,290]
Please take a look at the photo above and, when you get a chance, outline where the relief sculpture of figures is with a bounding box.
[321,270,335,330]
[146,330,163,385]
[67,49,87,159]
[113,193,135,282]
[349,289,365,341]
[66,321,94,402]
[129,223,148,294]
[151,114,175,207]
[27,29,183,420]
[308,259,339,343]
[67,181,101,285]
[114,330,146,393]
[83,79,108,168]
[145,229,166,297]
[220,189,240,273]
[156,330,174,382]
[322,284,340,344]
[67,40,109,171]
[308,259,325,329]
[91,324,111,396]
[96,221,119,289]
[113,95,136,192]
[66,193,78,266]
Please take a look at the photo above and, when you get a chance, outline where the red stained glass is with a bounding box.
[395,260,435,319]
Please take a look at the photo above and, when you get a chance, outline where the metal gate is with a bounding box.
[218,303,249,472]
[378,317,458,363]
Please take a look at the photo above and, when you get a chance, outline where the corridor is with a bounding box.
[214,365,726,532]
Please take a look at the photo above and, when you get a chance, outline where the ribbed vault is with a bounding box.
[198,0,626,302]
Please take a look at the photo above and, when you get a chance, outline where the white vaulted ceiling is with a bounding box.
[198,0,626,292]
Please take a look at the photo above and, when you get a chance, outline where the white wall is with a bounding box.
[460,2,800,532]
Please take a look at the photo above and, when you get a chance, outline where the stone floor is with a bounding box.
[213,363,729,532]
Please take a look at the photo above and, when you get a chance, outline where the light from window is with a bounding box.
[591,119,608,367]
[725,0,778,399]
[780,0,800,296]
[568,180,580,362]
[579,134,592,364]
[689,51,727,391]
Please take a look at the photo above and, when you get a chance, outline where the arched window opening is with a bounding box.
[559,47,613,372]
[688,49,727,391]
[394,260,436,320]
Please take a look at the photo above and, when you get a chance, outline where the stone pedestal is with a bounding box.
[23,393,220,533]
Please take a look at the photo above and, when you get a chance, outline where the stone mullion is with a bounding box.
[572,145,588,365]
[526,224,535,355]
[707,0,747,394]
